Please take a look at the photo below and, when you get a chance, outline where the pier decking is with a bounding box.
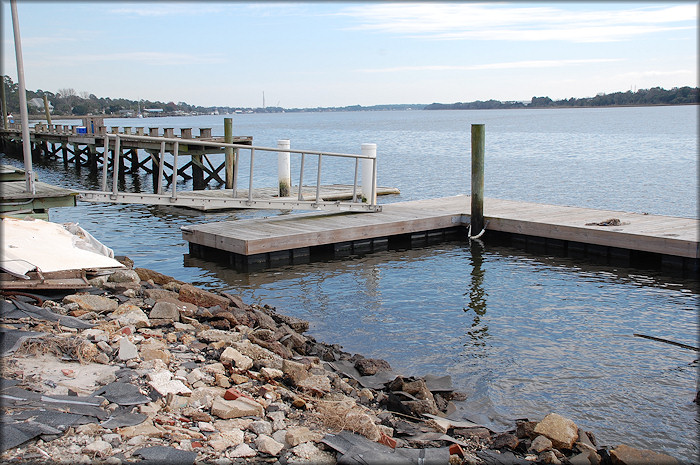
[183,195,699,274]
[0,165,77,219]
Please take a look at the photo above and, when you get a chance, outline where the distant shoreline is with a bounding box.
[26,101,698,121]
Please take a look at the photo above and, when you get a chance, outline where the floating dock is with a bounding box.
[182,195,699,275]
[0,165,77,219]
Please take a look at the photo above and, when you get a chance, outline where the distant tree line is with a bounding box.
[2,76,697,117]
[424,86,699,110]
[1,75,227,117]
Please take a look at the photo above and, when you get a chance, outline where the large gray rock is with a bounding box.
[63,294,118,313]
[534,413,578,449]
[107,269,141,283]
[149,301,180,321]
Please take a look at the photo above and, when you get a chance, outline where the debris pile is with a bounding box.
[0,262,681,464]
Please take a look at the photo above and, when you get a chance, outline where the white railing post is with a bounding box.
[361,143,377,204]
[277,139,291,197]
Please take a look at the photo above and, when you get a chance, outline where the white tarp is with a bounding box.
[0,217,124,276]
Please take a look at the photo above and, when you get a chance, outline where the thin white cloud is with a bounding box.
[339,3,697,43]
[358,58,624,73]
[45,51,226,66]
[108,4,225,17]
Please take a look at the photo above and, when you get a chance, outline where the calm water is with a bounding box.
[3,106,698,461]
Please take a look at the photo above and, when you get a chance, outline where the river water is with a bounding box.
[2,106,698,461]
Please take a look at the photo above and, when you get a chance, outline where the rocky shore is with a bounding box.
[0,260,682,465]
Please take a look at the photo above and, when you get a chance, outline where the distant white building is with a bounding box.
[28,97,53,111]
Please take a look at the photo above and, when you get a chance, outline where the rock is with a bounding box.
[492,433,519,450]
[534,413,579,450]
[285,426,322,447]
[141,347,171,365]
[297,374,332,395]
[135,267,181,285]
[260,367,284,380]
[610,444,679,465]
[149,301,180,322]
[249,420,273,436]
[143,288,180,301]
[256,434,285,456]
[63,294,118,313]
[267,411,286,431]
[197,329,243,345]
[539,450,562,464]
[97,340,113,354]
[211,396,264,419]
[253,328,276,341]
[287,442,335,464]
[95,353,111,364]
[118,337,139,360]
[148,371,192,396]
[529,435,553,453]
[229,443,257,458]
[282,359,310,386]
[119,419,164,439]
[83,439,112,457]
[108,269,141,283]
[115,307,150,328]
[354,358,391,376]
[157,297,197,317]
[233,340,283,370]
[220,347,254,370]
[454,427,491,440]
[516,419,538,439]
[179,284,230,309]
[271,313,309,333]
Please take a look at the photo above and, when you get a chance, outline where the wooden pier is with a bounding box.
[0,164,77,219]
[0,120,253,190]
[183,195,699,275]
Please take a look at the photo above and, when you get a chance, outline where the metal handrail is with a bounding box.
[84,132,380,212]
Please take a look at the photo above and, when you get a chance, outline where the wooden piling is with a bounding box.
[1,78,7,129]
[470,124,485,235]
[224,118,234,189]
[43,95,51,125]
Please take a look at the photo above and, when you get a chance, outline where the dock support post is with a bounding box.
[43,95,51,125]
[224,117,234,188]
[277,139,291,197]
[1,77,8,129]
[361,143,377,204]
[471,124,485,235]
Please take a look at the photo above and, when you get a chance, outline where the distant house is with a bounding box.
[28,97,53,111]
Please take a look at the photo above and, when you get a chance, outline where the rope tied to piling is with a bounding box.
[467,221,487,240]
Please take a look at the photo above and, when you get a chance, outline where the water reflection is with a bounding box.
[465,239,489,348]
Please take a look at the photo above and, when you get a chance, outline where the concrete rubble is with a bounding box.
[0,260,682,465]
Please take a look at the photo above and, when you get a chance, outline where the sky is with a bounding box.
[1,1,697,108]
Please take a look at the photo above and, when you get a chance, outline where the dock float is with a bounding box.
[182,195,699,275]
[0,164,77,219]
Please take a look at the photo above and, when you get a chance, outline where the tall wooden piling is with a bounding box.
[43,95,52,125]
[1,79,8,129]
[471,124,485,235]
[224,118,234,189]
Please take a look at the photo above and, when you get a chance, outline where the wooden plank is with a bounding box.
[182,195,699,259]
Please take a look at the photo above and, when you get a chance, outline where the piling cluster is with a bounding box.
[0,261,682,465]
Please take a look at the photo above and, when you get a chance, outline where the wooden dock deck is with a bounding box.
[182,195,699,274]
[0,165,77,219]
